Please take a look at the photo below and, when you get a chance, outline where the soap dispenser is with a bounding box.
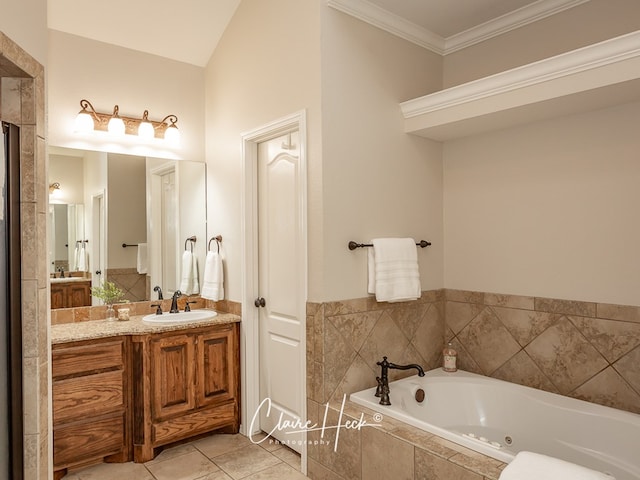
[442,342,458,372]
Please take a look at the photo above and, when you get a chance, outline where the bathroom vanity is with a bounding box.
[51,313,240,478]
[50,277,92,309]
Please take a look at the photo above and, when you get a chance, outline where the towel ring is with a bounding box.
[184,236,196,252]
[208,235,223,253]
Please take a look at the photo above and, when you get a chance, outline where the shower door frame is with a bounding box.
[3,121,23,480]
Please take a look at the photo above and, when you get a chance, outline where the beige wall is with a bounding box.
[47,30,206,162]
[0,0,47,65]
[320,8,444,301]
[107,154,146,269]
[204,0,322,301]
[443,100,640,306]
[48,154,84,205]
[443,0,640,88]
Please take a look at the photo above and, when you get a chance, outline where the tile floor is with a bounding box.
[63,433,308,480]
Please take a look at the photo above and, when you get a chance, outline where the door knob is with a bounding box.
[95,270,102,275]
[254,297,266,308]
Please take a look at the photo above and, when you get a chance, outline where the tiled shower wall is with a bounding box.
[306,288,640,421]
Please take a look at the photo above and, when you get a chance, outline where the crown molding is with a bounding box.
[445,0,591,53]
[326,0,445,54]
[327,0,589,55]
[401,30,640,118]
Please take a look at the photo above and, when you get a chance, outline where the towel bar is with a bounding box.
[348,240,431,250]
[122,243,138,248]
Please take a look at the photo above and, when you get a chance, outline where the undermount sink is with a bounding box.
[142,310,217,324]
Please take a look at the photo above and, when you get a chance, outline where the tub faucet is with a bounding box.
[375,356,425,406]
[170,290,182,313]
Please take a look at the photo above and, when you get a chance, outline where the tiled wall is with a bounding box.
[306,288,640,479]
[446,289,640,414]
[306,290,444,406]
[106,267,148,302]
[1,32,48,480]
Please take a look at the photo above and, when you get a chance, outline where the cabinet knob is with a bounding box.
[254,297,266,308]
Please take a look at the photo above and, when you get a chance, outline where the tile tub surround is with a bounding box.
[306,399,506,480]
[306,290,445,406]
[106,267,149,302]
[306,289,639,478]
[445,289,640,414]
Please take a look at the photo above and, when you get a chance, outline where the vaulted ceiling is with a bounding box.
[47,0,577,66]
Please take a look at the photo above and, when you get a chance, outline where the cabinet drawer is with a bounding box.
[152,401,235,445]
[53,370,125,424]
[54,412,126,467]
[53,339,124,378]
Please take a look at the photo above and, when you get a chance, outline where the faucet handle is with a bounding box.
[376,356,389,367]
[374,376,383,397]
[185,300,197,312]
[150,303,163,315]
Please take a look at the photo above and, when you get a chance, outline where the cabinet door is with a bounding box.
[197,326,237,408]
[151,334,196,420]
[68,282,91,307]
[51,284,66,309]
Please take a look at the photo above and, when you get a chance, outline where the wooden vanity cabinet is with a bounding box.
[51,280,92,309]
[52,337,131,479]
[132,322,240,462]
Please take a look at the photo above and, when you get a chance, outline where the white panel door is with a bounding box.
[258,130,304,452]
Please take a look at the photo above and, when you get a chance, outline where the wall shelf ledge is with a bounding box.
[401,30,640,141]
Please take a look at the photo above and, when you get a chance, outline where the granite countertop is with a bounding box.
[51,310,240,344]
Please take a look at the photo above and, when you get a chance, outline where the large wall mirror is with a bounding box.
[48,146,207,308]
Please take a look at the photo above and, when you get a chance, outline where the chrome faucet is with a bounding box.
[375,356,425,406]
[170,290,182,313]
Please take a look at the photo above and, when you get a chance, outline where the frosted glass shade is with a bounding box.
[138,121,155,139]
[74,112,95,133]
[108,117,125,136]
[164,125,180,145]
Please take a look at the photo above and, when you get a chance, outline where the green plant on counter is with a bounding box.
[90,280,125,305]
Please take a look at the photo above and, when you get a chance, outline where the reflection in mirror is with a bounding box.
[48,147,207,309]
[48,203,85,274]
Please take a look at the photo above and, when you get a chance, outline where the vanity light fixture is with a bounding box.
[49,182,61,194]
[74,99,180,144]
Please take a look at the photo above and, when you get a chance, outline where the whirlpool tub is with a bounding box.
[350,369,640,479]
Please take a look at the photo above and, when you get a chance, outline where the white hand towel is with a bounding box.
[499,451,615,480]
[76,243,88,272]
[73,244,80,271]
[179,250,200,295]
[137,243,148,274]
[368,238,421,303]
[201,251,224,301]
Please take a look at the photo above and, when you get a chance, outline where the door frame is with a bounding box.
[90,190,106,303]
[149,162,179,295]
[241,110,308,465]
